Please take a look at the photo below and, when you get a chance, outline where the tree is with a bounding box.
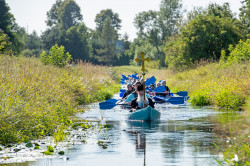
[95,9,121,31]
[0,30,12,55]
[45,0,82,30]
[0,0,23,54]
[186,3,235,25]
[165,15,244,70]
[239,0,250,35]
[206,3,234,18]
[62,24,90,61]
[41,26,62,51]
[40,44,72,67]
[24,31,43,50]
[46,0,62,27]
[158,0,183,40]
[133,0,183,67]
[58,0,83,30]
[95,17,118,65]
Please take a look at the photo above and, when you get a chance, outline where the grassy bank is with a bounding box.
[115,61,249,110]
[0,56,119,144]
[151,61,249,110]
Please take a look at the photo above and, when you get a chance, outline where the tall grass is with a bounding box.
[0,56,119,144]
[149,61,250,110]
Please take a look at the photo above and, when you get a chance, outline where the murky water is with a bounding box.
[1,94,221,166]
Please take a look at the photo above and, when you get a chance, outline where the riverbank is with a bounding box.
[0,56,119,145]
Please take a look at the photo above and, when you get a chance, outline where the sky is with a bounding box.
[6,0,243,40]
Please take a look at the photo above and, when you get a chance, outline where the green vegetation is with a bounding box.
[211,100,250,165]
[47,145,54,152]
[40,44,72,67]
[0,55,119,144]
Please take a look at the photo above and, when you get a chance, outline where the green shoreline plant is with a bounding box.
[0,55,119,144]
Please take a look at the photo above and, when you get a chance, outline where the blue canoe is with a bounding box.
[128,106,161,121]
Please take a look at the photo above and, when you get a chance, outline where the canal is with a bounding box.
[1,94,221,166]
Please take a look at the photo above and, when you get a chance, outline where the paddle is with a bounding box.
[155,91,188,96]
[152,86,166,92]
[121,75,127,80]
[120,81,126,84]
[153,96,185,105]
[145,76,156,86]
[99,101,128,110]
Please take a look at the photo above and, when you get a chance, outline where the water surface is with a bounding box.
[2,94,220,166]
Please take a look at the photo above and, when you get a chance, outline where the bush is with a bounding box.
[40,44,72,67]
[0,31,12,55]
[227,39,250,64]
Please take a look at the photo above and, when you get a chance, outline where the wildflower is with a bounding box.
[234,154,239,162]
[218,153,224,159]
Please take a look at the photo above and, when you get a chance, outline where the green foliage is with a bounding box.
[95,9,121,31]
[239,0,250,35]
[21,49,42,58]
[46,0,82,30]
[0,0,23,54]
[34,146,39,150]
[165,15,243,70]
[94,17,118,65]
[133,0,182,67]
[144,60,249,110]
[58,151,65,155]
[191,91,211,106]
[40,44,72,67]
[227,39,250,64]
[47,145,54,152]
[43,151,53,155]
[63,24,90,61]
[41,26,61,51]
[0,31,12,55]
[215,90,245,109]
[0,56,119,144]
[25,143,33,148]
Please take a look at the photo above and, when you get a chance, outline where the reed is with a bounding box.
[150,60,250,110]
[0,56,119,144]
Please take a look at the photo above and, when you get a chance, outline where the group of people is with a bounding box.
[148,80,170,96]
[122,75,170,111]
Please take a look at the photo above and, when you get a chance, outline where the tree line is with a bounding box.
[0,0,249,69]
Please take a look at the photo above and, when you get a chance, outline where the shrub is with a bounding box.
[40,44,72,67]
[227,39,250,64]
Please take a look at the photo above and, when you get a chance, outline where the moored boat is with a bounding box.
[128,106,161,121]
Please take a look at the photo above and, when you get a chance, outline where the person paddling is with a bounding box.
[161,80,170,96]
[126,81,142,103]
[122,83,133,99]
[130,84,155,112]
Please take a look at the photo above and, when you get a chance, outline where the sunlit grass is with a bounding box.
[149,61,250,110]
[0,55,119,144]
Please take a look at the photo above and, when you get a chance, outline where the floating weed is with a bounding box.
[47,145,54,152]
[25,143,33,148]
[34,146,39,150]
[42,151,53,155]
[58,151,64,155]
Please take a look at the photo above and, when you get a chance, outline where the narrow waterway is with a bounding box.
[1,94,221,166]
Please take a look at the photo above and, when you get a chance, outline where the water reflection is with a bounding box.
[2,103,221,166]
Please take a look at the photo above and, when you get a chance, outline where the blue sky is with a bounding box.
[6,0,243,40]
